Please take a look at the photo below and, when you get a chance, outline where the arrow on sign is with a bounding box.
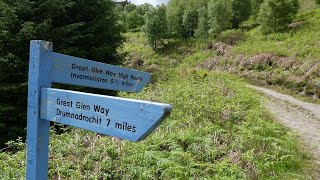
[40,88,171,142]
[47,52,151,93]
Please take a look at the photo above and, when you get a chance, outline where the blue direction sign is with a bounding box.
[48,52,151,93]
[27,40,171,180]
[40,88,171,142]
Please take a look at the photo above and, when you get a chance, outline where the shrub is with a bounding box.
[258,0,300,34]
[216,30,247,45]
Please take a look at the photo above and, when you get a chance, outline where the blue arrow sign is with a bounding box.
[40,88,171,142]
[47,52,151,93]
[27,40,171,179]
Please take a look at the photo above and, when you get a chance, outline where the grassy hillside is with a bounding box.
[201,6,320,100]
[299,0,319,12]
[0,32,318,179]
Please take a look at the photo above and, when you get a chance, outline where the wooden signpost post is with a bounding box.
[27,40,171,179]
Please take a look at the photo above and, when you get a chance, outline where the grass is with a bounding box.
[0,31,317,179]
[299,0,319,13]
[198,6,320,101]
[233,8,320,60]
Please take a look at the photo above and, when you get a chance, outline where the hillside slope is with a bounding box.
[0,32,318,179]
[201,7,320,101]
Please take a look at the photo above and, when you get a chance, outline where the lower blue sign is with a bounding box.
[40,88,171,142]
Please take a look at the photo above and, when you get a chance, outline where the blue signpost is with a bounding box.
[27,40,171,179]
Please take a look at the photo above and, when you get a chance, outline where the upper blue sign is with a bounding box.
[47,52,151,92]
[40,88,171,142]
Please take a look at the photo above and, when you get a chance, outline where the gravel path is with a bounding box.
[249,85,320,167]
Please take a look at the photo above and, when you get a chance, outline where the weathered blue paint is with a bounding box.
[26,40,171,179]
[40,88,171,142]
[48,52,151,92]
[27,40,53,180]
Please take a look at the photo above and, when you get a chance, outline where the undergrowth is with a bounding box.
[0,31,315,179]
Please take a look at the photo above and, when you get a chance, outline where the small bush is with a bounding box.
[216,30,247,45]
[305,83,315,95]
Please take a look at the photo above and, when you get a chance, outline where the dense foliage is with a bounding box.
[115,2,153,31]
[258,0,300,34]
[143,5,168,50]
[0,0,123,147]
[194,7,209,37]
[251,0,265,18]
[165,0,253,38]
[0,32,316,179]
[208,0,233,35]
[125,9,144,30]
[164,0,299,39]
[181,6,198,37]
[115,0,301,50]
[232,0,252,28]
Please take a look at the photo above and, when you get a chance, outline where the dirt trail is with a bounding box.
[249,85,320,163]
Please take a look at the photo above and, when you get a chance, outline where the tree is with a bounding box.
[0,0,124,147]
[143,5,168,50]
[251,0,264,23]
[208,0,233,35]
[166,0,209,37]
[126,9,144,30]
[182,6,198,38]
[136,3,154,16]
[232,0,252,28]
[124,3,137,13]
[258,0,299,34]
[195,7,209,38]
[115,3,129,32]
[166,0,184,36]
[251,0,265,17]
